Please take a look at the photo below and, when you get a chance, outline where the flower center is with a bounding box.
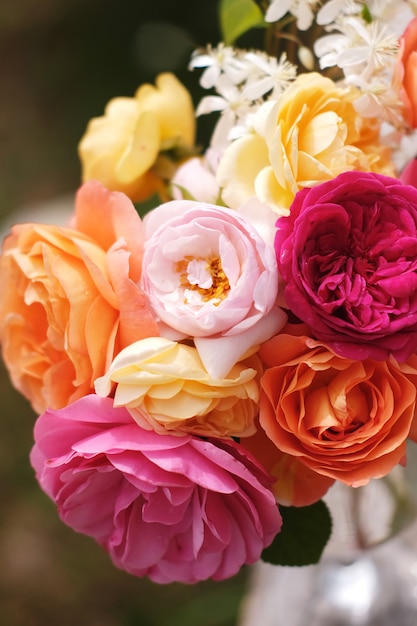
[176,256,230,304]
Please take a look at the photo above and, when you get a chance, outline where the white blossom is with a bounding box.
[366,0,416,36]
[195,74,258,153]
[241,51,297,100]
[317,0,362,26]
[265,0,320,30]
[265,0,293,23]
[190,0,417,155]
[313,6,404,124]
[189,44,248,89]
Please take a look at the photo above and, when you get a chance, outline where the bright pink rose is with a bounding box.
[142,199,286,377]
[275,171,417,361]
[400,158,417,187]
[30,395,281,584]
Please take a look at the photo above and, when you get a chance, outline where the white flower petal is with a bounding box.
[265,0,292,23]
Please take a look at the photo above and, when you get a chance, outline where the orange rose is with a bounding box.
[0,181,159,413]
[397,17,417,128]
[243,421,335,507]
[257,328,417,491]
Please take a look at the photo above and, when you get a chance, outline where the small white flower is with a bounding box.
[350,77,402,118]
[314,8,404,126]
[195,74,258,153]
[265,0,293,23]
[265,0,320,30]
[315,16,398,77]
[196,75,253,116]
[191,45,297,154]
[241,51,297,100]
[317,0,361,26]
[367,0,416,37]
[189,44,248,90]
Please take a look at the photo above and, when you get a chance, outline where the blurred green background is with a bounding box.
[0,2,250,624]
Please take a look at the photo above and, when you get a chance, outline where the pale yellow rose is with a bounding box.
[217,73,394,215]
[94,336,260,438]
[78,73,196,202]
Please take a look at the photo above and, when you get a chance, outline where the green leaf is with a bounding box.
[133,193,161,218]
[219,0,265,45]
[169,183,197,201]
[361,4,372,23]
[261,500,332,567]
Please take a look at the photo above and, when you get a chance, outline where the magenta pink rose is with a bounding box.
[30,395,281,583]
[400,158,417,187]
[275,171,417,361]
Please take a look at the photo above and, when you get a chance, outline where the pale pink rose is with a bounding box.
[30,395,282,584]
[141,200,286,377]
[171,151,220,204]
[237,196,279,248]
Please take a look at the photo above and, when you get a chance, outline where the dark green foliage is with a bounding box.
[261,500,333,567]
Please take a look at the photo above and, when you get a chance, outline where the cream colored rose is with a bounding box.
[217,73,394,215]
[78,73,195,202]
[95,337,260,438]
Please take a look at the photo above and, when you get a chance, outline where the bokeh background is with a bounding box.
[0,2,251,624]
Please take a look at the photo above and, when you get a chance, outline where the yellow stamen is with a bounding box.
[175,255,230,305]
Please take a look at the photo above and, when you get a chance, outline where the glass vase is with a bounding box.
[238,442,417,626]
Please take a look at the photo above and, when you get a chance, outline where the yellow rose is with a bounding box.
[217,73,394,215]
[78,73,196,202]
[95,336,260,438]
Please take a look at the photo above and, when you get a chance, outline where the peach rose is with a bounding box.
[217,73,394,215]
[397,17,417,128]
[0,181,159,413]
[95,336,260,439]
[78,73,196,202]
[258,327,417,488]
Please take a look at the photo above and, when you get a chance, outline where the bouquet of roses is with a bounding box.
[2,0,417,584]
